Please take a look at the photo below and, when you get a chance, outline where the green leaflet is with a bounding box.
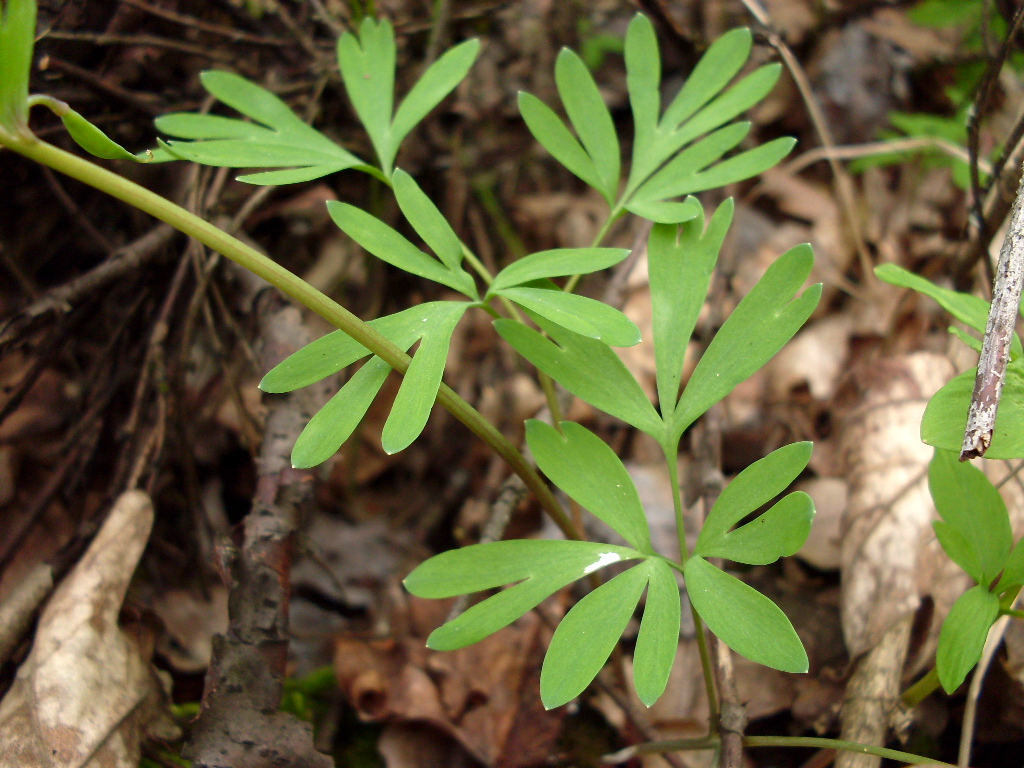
[875,263,1022,358]
[60,109,152,162]
[554,47,620,203]
[674,243,820,438]
[999,539,1024,589]
[489,248,629,293]
[381,302,468,454]
[403,539,644,649]
[648,200,733,417]
[259,302,455,393]
[921,364,1024,459]
[697,492,814,566]
[497,287,640,347]
[633,559,681,707]
[518,91,605,196]
[157,71,369,183]
[698,442,812,544]
[393,169,465,273]
[936,585,999,693]
[541,561,652,709]
[659,28,752,131]
[338,17,479,176]
[0,0,33,132]
[929,448,1011,588]
[495,317,663,438]
[685,556,808,673]
[327,202,478,298]
[291,356,391,468]
[526,420,652,552]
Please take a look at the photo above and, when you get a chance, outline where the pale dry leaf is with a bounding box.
[0,490,178,768]
[839,352,959,659]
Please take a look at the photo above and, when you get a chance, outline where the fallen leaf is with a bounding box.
[0,490,179,768]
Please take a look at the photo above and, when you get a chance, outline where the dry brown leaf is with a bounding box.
[334,596,562,768]
[0,490,178,768]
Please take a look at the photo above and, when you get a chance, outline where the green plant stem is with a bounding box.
[563,206,620,294]
[663,440,719,725]
[0,131,580,541]
[623,734,952,767]
[901,666,940,708]
[1003,608,1024,619]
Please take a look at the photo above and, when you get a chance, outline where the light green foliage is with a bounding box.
[520,16,793,223]
[2,2,819,712]
[156,20,478,182]
[338,18,479,177]
[926,450,1022,692]
[526,420,652,553]
[157,71,373,183]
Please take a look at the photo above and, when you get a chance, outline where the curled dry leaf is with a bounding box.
[334,596,563,768]
[0,490,178,768]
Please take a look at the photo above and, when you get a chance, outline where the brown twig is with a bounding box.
[119,0,292,46]
[0,224,175,353]
[960,162,1024,459]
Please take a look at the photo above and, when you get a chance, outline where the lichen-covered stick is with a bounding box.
[962,162,1024,459]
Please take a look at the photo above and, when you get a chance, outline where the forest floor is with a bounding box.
[2,0,1024,767]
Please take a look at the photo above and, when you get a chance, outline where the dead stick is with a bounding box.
[961,162,1024,460]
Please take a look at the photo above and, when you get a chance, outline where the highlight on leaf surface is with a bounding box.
[403,539,645,651]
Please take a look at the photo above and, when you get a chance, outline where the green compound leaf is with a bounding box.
[518,91,605,194]
[875,264,1022,358]
[291,356,391,468]
[928,448,1011,588]
[541,561,652,709]
[497,286,641,347]
[489,248,630,293]
[554,47,620,203]
[633,559,681,707]
[157,71,369,184]
[339,18,478,177]
[922,364,1024,459]
[259,302,454,393]
[685,556,808,673]
[495,317,663,438]
[0,0,34,132]
[404,539,644,650]
[696,442,813,558]
[674,243,820,438]
[382,302,469,455]
[648,200,733,418]
[327,201,477,297]
[526,420,652,552]
[936,585,999,693]
[393,169,467,277]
